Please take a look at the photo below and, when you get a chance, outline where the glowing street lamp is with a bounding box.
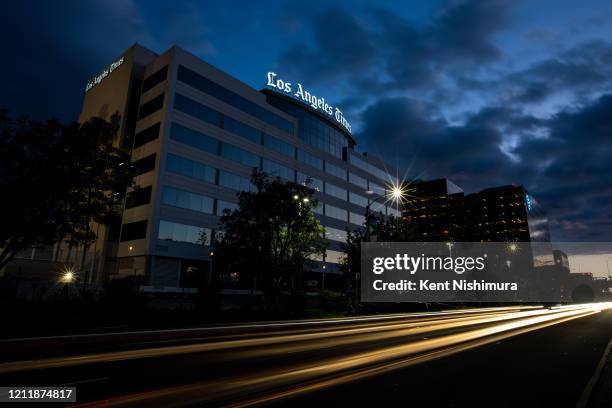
[59,267,76,284]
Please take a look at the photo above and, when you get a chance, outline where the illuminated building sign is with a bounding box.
[266,72,352,134]
[525,194,533,212]
[85,56,125,92]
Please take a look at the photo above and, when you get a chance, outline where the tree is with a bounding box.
[0,110,134,272]
[215,171,327,296]
[341,213,419,289]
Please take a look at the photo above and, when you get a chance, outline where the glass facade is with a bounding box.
[297,172,323,192]
[174,93,221,126]
[266,95,351,158]
[218,170,255,192]
[349,192,368,207]
[325,161,347,180]
[132,153,156,176]
[162,186,214,214]
[223,116,261,144]
[263,133,294,157]
[349,172,367,189]
[133,123,160,148]
[142,66,168,94]
[325,227,347,242]
[297,149,323,170]
[166,153,216,184]
[325,182,347,201]
[349,212,366,226]
[220,143,260,167]
[349,153,389,181]
[125,186,152,209]
[170,122,218,154]
[262,159,294,181]
[158,220,211,245]
[324,204,347,222]
[177,65,294,135]
[138,93,164,120]
[216,200,238,216]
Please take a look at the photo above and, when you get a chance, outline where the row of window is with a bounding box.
[121,217,350,248]
[159,219,345,264]
[168,122,382,204]
[130,152,398,219]
[177,65,294,135]
[349,154,390,183]
[161,186,214,214]
[159,219,211,246]
[170,107,385,194]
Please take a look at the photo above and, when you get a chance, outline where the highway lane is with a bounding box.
[0,304,609,407]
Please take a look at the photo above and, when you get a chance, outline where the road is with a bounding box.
[0,304,610,407]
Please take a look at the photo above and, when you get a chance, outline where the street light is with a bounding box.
[59,266,76,284]
[364,183,407,242]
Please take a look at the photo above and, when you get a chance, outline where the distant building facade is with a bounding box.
[404,179,555,266]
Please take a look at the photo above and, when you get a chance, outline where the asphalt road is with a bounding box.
[0,304,610,407]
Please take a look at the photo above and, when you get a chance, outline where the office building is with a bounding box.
[404,179,554,266]
[75,43,401,292]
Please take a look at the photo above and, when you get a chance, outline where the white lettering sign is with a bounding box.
[266,72,352,134]
[85,56,125,92]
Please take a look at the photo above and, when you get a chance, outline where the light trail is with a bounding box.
[0,306,568,374]
[51,303,611,407]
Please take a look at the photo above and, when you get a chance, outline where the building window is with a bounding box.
[325,204,347,221]
[158,220,210,245]
[133,123,160,148]
[177,65,294,135]
[125,186,152,209]
[325,227,347,242]
[218,170,255,192]
[141,66,168,94]
[349,192,368,207]
[325,182,347,201]
[325,249,345,264]
[161,186,214,214]
[349,212,366,226]
[132,153,156,176]
[349,172,367,189]
[216,200,238,216]
[174,93,222,127]
[263,159,294,181]
[166,154,215,184]
[297,172,322,192]
[120,220,148,241]
[263,133,294,157]
[170,122,218,154]
[368,181,385,195]
[297,149,323,170]
[349,154,389,181]
[220,143,260,167]
[266,96,349,158]
[223,116,261,144]
[325,161,347,180]
[138,93,164,120]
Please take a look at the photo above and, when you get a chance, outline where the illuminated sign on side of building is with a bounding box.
[525,194,533,212]
[85,56,125,92]
[265,72,352,134]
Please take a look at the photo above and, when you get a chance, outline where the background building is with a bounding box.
[72,43,401,293]
[404,179,555,266]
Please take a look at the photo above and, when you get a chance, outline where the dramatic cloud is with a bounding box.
[1,0,611,241]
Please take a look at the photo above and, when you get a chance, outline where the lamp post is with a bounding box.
[364,186,405,242]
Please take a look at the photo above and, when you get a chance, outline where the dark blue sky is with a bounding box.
[2,0,612,241]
